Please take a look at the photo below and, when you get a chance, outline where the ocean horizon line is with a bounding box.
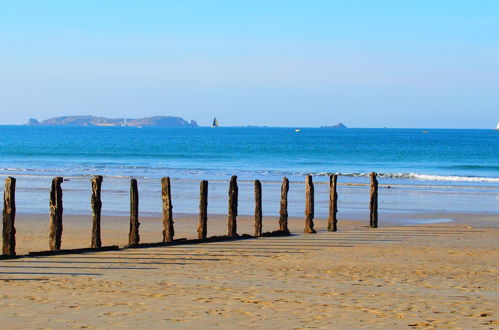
[0,124,497,130]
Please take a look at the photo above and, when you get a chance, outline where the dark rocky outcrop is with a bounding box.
[26,118,40,126]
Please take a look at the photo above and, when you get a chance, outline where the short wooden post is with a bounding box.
[49,177,64,251]
[161,177,174,242]
[2,177,16,256]
[279,177,289,233]
[369,172,378,228]
[227,175,238,237]
[254,180,262,237]
[197,180,208,239]
[90,175,103,248]
[327,174,338,232]
[304,175,316,233]
[128,178,140,245]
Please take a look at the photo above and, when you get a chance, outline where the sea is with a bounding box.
[0,126,497,222]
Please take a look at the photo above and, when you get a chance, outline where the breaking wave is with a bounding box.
[313,172,499,183]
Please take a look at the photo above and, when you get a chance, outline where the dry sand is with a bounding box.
[1,213,498,329]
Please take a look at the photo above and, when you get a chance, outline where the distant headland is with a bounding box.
[26,115,198,127]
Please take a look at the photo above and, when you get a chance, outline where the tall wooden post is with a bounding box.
[129,178,140,245]
[304,175,316,233]
[90,175,103,248]
[2,177,16,256]
[279,177,289,233]
[254,180,262,237]
[227,175,238,237]
[161,177,174,242]
[369,172,378,228]
[197,180,208,239]
[49,177,64,251]
[327,174,338,232]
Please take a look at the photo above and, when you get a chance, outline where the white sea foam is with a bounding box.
[402,173,499,183]
[2,167,499,183]
[310,172,499,183]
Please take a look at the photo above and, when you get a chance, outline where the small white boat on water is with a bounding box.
[496,121,499,130]
[295,129,301,132]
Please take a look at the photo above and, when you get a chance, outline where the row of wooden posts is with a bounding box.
[2,173,379,257]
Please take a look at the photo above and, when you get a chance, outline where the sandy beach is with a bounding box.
[1,213,497,329]
[2,0,499,328]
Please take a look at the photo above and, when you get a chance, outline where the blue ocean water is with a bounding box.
[0,126,497,217]
[1,126,498,182]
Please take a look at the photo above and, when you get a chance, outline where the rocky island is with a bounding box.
[320,122,348,129]
[26,115,198,127]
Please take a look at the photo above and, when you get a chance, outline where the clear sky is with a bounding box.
[0,0,498,128]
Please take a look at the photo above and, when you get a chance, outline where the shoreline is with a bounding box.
[9,210,497,256]
[2,173,499,186]
[2,175,497,217]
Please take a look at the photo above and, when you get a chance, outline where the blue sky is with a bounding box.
[0,0,498,128]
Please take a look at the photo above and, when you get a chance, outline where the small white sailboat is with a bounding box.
[496,121,499,130]
[212,117,219,128]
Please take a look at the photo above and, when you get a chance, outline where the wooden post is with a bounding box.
[197,180,208,239]
[2,177,16,256]
[90,175,103,248]
[369,172,378,228]
[304,175,316,233]
[49,177,64,251]
[128,178,140,245]
[327,174,338,232]
[227,175,238,237]
[279,177,289,233]
[254,180,262,237]
[161,177,174,242]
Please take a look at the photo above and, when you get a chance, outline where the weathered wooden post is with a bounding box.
[161,177,174,242]
[128,178,140,245]
[227,175,238,237]
[49,177,64,251]
[254,180,262,237]
[304,175,316,233]
[279,177,290,233]
[327,174,338,232]
[197,180,208,239]
[369,172,378,228]
[2,177,16,256]
[90,175,103,248]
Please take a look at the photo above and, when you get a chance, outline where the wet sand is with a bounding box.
[1,213,498,328]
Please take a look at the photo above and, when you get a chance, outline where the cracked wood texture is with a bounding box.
[254,180,262,237]
[2,177,16,256]
[90,175,103,248]
[197,180,208,239]
[327,174,338,232]
[279,177,290,233]
[369,172,378,228]
[227,175,238,237]
[304,175,316,233]
[129,178,140,245]
[161,177,174,242]
[49,177,64,251]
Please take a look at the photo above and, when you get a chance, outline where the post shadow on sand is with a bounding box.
[1,172,382,260]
